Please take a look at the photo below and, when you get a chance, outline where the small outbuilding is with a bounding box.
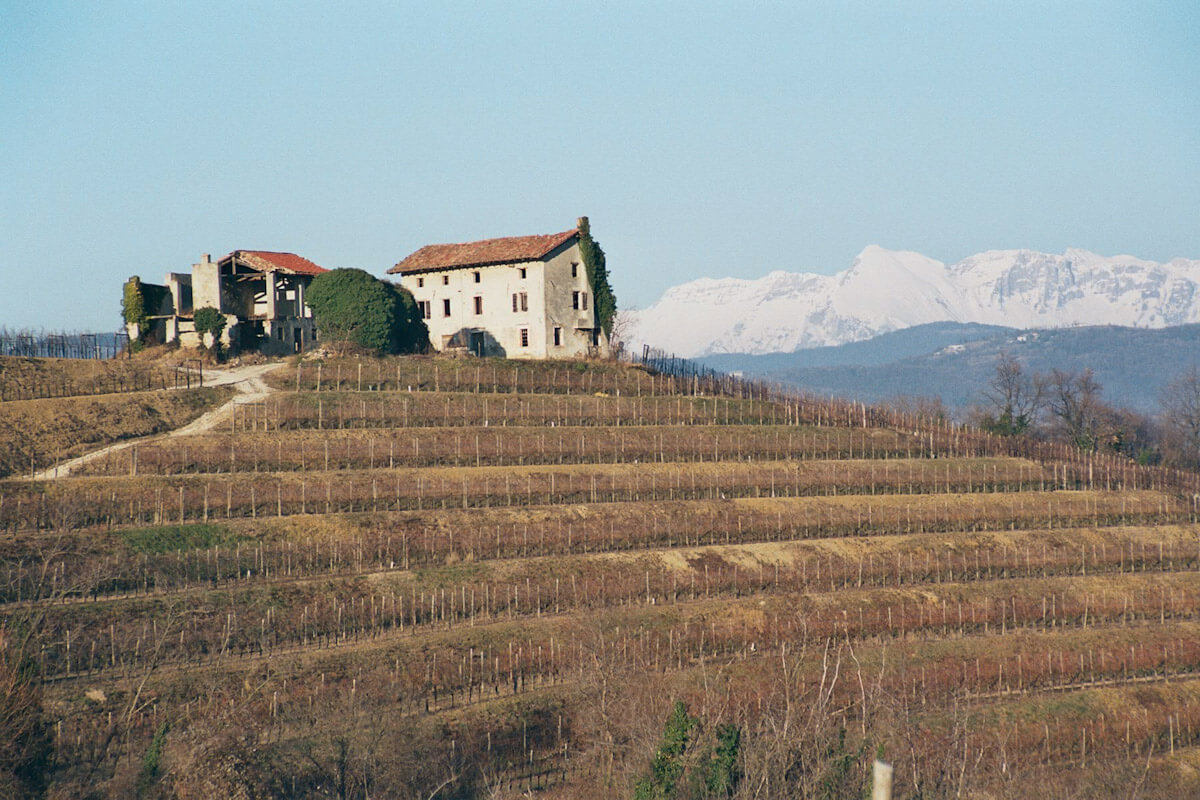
[127,250,328,354]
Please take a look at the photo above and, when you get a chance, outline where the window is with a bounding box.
[512,293,518,313]
[442,298,451,317]
[520,292,528,311]
[572,291,580,310]
[553,326,562,346]
[581,291,588,310]
[473,296,483,315]
[519,267,527,279]
[571,263,578,278]
[520,328,529,347]
[473,271,481,283]
[417,300,431,320]
[417,277,424,288]
[277,328,284,340]
[442,275,449,285]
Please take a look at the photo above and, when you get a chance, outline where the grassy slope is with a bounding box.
[0,354,182,401]
[0,386,232,478]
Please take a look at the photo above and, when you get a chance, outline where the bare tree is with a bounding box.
[0,626,52,799]
[607,309,635,361]
[1046,369,1108,451]
[1106,406,1160,464]
[0,532,81,798]
[1160,365,1200,469]
[888,395,950,424]
[976,353,1043,436]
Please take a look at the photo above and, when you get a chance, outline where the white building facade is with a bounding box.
[389,219,608,359]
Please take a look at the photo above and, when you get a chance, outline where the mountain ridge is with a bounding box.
[622,246,1200,357]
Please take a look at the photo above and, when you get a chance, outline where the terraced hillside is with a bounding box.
[0,355,232,480]
[4,356,1200,799]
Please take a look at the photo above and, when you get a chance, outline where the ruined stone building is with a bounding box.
[388,218,609,359]
[129,250,328,354]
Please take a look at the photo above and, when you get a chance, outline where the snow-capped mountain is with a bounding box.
[620,246,1200,357]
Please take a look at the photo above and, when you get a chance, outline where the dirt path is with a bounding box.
[30,362,283,480]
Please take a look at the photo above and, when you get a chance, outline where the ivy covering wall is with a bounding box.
[577,218,617,338]
[121,276,147,334]
[121,276,171,346]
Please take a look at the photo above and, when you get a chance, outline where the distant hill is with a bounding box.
[698,321,1016,372]
[699,322,1200,413]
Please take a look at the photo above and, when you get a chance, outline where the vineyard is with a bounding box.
[5,354,1200,798]
[0,354,193,402]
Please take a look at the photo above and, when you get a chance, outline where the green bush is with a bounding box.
[306,269,428,354]
[386,280,430,354]
[634,701,697,800]
[137,721,169,797]
[193,306,226,353]
[700,724,742,798]
[635,702,743,800]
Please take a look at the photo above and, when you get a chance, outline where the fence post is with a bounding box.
[872,760,893,800]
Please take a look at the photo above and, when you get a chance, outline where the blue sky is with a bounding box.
[2,1,1198,331]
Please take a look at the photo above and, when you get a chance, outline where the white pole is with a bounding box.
[873,760,893,800]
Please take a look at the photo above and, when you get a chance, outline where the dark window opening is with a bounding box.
[520,328,529,347]
[553,326,562,346]
[473,296,483,315]
[442,298,451,317]
[473,271,481,283]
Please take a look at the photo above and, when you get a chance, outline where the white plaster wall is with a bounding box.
[400,259,542,358]
[542,243,608,358]
[192,262,222,313]
[398,239,607,360]
[165,272,192,317]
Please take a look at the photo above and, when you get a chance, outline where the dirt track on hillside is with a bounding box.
[29,362,281,480]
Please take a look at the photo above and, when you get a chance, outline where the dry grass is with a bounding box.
[0,354,186,400]
[0,386,232,477]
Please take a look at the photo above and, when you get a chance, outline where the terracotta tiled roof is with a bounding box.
[223,250,329,275]
[389,228,578,274]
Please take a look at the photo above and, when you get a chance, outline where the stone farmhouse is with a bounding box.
[389,218,608,359]
[130,250,328,354]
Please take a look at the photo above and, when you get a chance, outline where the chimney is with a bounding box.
[201,253,211,264]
